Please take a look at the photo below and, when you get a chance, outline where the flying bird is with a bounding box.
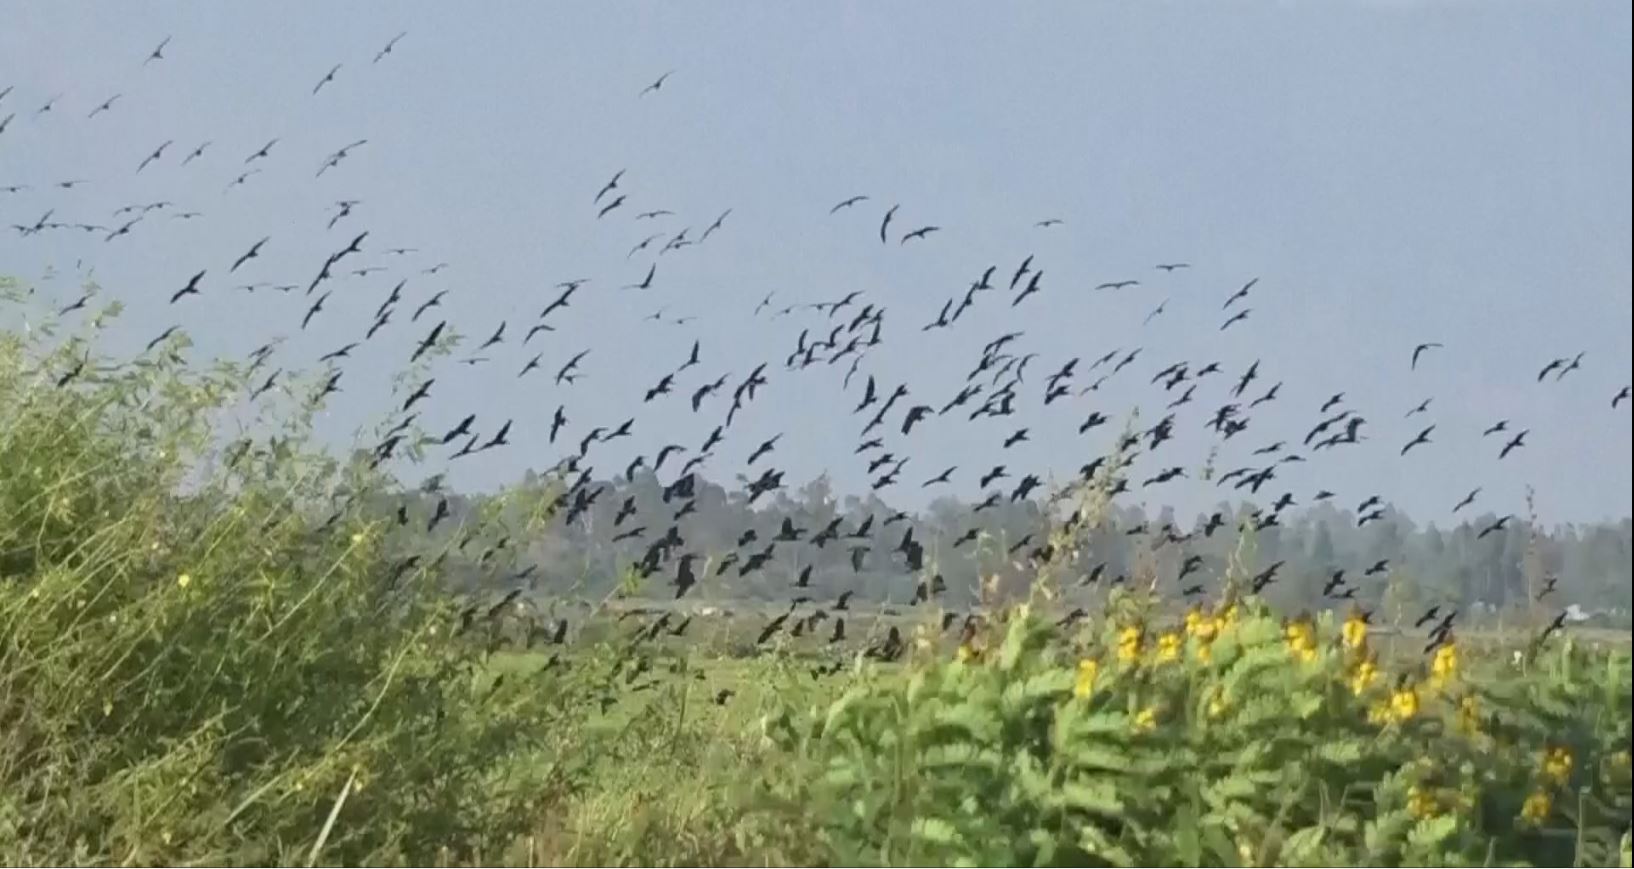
[145,36,171,65]
[879,205,899,244]
[638,70,674,97]
[374,31,407,63]
[1411,342,1442,370]
[313,63,342,95]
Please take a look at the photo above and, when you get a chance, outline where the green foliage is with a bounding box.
[0,324,593,864]
[758,600,1633,867]
[1,300,1629,866]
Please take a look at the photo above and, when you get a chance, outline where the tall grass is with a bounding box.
[3,290,1630,867]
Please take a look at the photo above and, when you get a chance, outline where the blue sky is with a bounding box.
[2,1,1630,525]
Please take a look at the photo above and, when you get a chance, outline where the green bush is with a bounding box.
[759,598,1633,867]
[0,320,591,865]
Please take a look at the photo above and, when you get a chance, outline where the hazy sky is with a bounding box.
[3,2,1630,526]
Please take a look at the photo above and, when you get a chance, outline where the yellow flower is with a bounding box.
[1520,789,1551,825]
[1284,618,1318,663]
[350,532,364,544]
[1194,639,1214,664]
[1389,684,1419,722]
[956,643,977,664]
[176,573,192,589]
[1407,785,1440,819]
[1349,658,1379,697]
[1220,603,1240,629]
[1132,705,1158,734]
[1430,642,1458,687]
[1341,612,1368,650]
[1367,700,1392,725]
[1116,626,1142,664]
[1206,687,1229,720]
[1542,746,1573,785]
[1184,607,1203,636]
[1155,631,1182,664]
[1074,658,1099,699]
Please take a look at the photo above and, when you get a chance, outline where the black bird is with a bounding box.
[830,195,868,213]
[374,31,407,63]
[556,349,590,385]
[301,292,331,330]
[879,204,899,244]
[595,169,625,203]
[1012,271,1043,307]
[145,35,171,65]
[1615,386,1632,408]
[1400,425,1434,456]
[319,342,358,363]
[922,466,955,487]
[136,139,172,173]
[638,70,674,97]
[170,272,205,305]
[1553,351,1585,381]
[1477,515,1512,539]
[747,435,781,465]
[1538,610,1568,643]
[901,404,932,435]
[900,225,940,244]
[624,263,656,290]
[1499,430,1528,459]
[1411,342,1443,370]
[674,554,697,599]
[411,320,447,362]
[1220,309,1251,331]
[426,498,450,532]
[1453,488,1480,512]
[1223,278,1257,309]
[312,63,342,94]
[230,236,269,272]
[245,138,278,164]
[1483,420,1509,437]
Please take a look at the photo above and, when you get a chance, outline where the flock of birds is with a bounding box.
[3,32,1629,679]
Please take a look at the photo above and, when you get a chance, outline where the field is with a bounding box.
[3,325,1632,868]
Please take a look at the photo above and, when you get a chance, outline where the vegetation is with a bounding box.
[2,299,1630,866]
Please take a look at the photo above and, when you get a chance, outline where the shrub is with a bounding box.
[759,597,1633,867]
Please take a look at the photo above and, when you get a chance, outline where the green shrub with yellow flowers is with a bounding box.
[758,592,1633,867]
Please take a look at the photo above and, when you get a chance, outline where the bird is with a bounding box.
[1616,386,1632,409]
[900,226,940,244]
[245,138,278,164]
[136,140,172,173]
[1411,342,1443,370]
[144,36,171,65]
[313,63,342,95]
[879,205,899,244]
[374,31,407,63]
[230,237,270,272]
[1400,425,1434,455]
[169,270,206,304]
[830,195,868,213]
[638,70,674,97]
[1499,430,1528,459]
[1477,516,1512,539]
